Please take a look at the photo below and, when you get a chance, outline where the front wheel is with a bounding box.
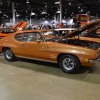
[59,55,80,73]
[4,48,16,61]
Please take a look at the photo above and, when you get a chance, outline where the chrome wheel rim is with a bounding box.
[62,58,74,71]
[6,50,12,59]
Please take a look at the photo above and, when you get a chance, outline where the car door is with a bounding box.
[20,32,48,60]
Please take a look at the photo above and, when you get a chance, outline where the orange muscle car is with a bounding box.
[0,25,100,73]
[0,22,27,39]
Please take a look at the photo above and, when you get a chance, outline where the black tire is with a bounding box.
[59,55,80,73]
[4,48,16,62]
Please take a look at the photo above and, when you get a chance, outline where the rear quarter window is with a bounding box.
[14,33,24,41]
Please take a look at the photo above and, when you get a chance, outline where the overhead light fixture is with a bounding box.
[3,13,6,16]
[69,2,71,5]
[31,11,36,15]
[79,9,83,12]
[0,11,2,13]
[55,2,60,4]
[26,0,29,3]
[41,11,47,14]
[45,5,47,8]
[78,5,80,9]
[16,14,20,17]
[6,15,8,18]
[56,10,60,13]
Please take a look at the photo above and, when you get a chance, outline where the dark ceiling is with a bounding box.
[0,0,100,19]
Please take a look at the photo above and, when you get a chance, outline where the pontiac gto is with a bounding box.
[0,20,100,73]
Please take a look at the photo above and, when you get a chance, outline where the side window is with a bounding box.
[27,32,44,42]
[23,33,29,41]
[14,33,24,41]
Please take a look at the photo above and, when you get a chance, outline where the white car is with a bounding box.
[43,28,77,37]
[54,28,76,35]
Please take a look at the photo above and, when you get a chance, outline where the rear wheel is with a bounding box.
[4,48,16,61]
[59,55,80,73]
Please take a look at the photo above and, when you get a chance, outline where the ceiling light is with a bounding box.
[26,0,29,3]
[3,13,6,16]
[69,2,71,5]
[78,5,80,9]
[55,2,60,4]
[87,11,90,13]
[79,9,83,12]
[31,12,36,15]
[56,11,60,13]
[45,5,47,8]
[6,15,8,18]
[0,11,2,13]
[72,12,74,14]
[41,11,47,14]
[16,14,20,17]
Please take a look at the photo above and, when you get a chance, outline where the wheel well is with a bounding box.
[57,53,81,65]
[2,47,10,52]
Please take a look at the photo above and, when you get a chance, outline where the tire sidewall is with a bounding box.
[4,49,16,61]
[59,55,80,73]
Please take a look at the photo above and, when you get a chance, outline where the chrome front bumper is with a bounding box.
[89,57,100,63]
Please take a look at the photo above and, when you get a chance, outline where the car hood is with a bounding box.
[12,22,21,30]
[86,24,100,35]
[58,19,100,41]
[0,22,27,34]
[12,22,27,31]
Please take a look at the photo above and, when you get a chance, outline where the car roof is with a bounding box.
[14,29,49,34]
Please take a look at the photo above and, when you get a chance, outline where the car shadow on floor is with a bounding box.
[0,56,100,84]
[18,58,93,73]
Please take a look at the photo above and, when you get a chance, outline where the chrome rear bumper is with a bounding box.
[89,57,100,63]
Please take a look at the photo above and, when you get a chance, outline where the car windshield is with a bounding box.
[42,31,61,42]
[1,28,14,34]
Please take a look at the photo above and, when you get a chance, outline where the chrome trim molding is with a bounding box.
[16,55,57,63]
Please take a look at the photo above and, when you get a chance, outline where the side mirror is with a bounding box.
[36,39,40,43]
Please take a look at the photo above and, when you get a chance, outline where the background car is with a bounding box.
[0,22,27,39]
